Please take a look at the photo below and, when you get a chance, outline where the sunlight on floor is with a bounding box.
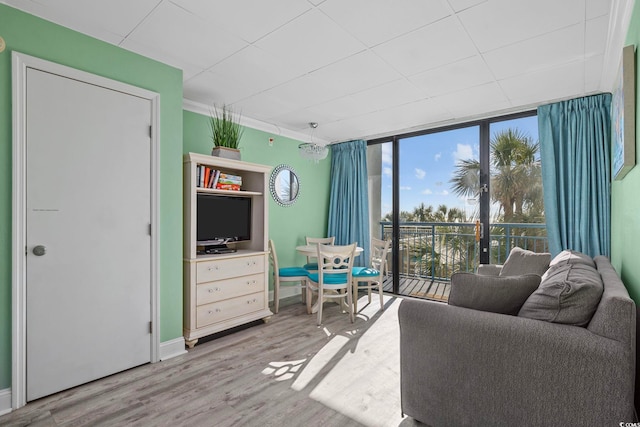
[295,295,404,426]
[261,359,307,382]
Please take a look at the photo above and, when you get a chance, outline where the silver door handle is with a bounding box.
[33,245,46,256]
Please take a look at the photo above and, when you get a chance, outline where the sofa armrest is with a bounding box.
[398,298,635,426]
[476,264,502,276]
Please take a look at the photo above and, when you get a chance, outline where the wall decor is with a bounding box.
[612,44,636,180]
[270,164,300,207]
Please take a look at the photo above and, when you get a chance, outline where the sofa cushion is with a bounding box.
[499,247,551,277]
[518,262,603,326]
[548,249,596,269]
[448,273,541,315]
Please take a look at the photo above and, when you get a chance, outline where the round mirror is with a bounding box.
[270,164,300,207]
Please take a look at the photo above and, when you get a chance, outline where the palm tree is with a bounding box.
[450,128,543,223]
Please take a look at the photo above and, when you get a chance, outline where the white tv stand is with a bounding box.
[183,153,272,348]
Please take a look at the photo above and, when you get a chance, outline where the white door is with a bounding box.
[25,67,152,401]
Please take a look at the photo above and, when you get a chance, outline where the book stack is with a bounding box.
[216,172,242,191]
[196,165,242,191]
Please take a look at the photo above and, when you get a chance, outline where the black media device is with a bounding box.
[197,194,252,254]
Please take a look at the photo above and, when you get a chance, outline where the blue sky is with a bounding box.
[379,115,539,219]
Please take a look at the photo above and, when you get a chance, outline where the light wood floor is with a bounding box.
[1,294,426,427]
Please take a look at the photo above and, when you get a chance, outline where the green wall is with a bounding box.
[612,2,640,303]
[183,110,332,271]
[0,5,184,390]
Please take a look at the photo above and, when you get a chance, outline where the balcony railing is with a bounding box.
[380,221,547,284]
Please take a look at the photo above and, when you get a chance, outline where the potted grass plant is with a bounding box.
[209,104,244,160]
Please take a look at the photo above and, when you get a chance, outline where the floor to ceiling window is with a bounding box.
[367,112,546,300]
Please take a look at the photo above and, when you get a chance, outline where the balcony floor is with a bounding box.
[382,274,450,302]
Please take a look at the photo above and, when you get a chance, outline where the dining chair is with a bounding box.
[352,237,391,312]
[303,236,335,271]
[306,243,356,325]
[268,239,310,314]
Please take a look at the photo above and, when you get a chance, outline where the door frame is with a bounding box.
[11,52,161,409]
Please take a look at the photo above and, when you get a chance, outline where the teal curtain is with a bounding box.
[327,140,370,267]
[537,93,612,257]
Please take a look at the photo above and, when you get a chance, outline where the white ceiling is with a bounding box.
[3,0,633,143]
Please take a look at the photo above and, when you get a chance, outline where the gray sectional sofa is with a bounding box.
[398,250,636,426]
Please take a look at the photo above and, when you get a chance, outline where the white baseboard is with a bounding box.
[159,337,187,360]
[0,388,11,415]
[270,287,303,301]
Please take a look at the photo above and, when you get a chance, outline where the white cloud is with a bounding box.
[415,168,426,179]
[422,188,433,195]
[381,143,392,165]
[440,190,449,196]
[453,144,473,162]
[383,167,392,177]
[434,152,442,161]
[400,186,412,191]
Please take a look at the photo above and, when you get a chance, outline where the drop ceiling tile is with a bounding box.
[297,96,365,124]
[308,51,403,96]
[318,0,451,47]
[585,54,605,92]
[433,82,510,119]
[5,0,140,44]
[349,79,429,114]
[373,16,477,76]
[447,0,487,13]
[183,69,259,106]
[254,9,365,74]
[206,46,307,95]
[170,0,312,43]
[409,56,494,97]
[126,1,248,70]
[261,74,347,111]
[586,14,609,56]
[483,24,584,80]
[458,0,584,52]
[269,106,345,133]
[499,61,585,106]
[8,0,160,38]
[230,90,299,120]
[587,0,612,19]
[120,38,201,78]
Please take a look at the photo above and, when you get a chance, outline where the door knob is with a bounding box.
[33,245,46,256]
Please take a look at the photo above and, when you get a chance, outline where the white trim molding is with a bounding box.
[159,338,188,361]
[183,99,330,146]
[11,51,161,409]
[0,388,11,416]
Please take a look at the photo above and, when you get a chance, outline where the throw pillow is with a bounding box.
[499,246,551,277]
[548,249,596,269]
[448,273,541,315]
[518,263,603,326]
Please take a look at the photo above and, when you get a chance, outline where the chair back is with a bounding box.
[316,243,356,286]
[306,236,335,245]
[268,239,279,280]
[305,236,336,265]
[370,237,391,276]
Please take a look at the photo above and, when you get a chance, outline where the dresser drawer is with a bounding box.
[196,292,265,328]
[196,255,264,283]
[197,274,264,305]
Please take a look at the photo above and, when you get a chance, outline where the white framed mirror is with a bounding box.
[270,164,300,207]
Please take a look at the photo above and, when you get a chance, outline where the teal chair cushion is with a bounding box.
[308,272,349,284]
[303,262,319,270]
[279,267,309,277]
[352,267,380,278]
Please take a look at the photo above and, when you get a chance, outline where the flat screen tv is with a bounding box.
[197,194,251,247]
